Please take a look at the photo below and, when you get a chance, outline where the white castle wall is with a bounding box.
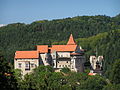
[14,58,39,76]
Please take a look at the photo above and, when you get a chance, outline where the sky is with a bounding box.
[0,0,120,24]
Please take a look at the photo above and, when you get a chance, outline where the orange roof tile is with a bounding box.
[51,45,77,52]
[37,45,48,53]
[15,51,38,59]
[88,73,97,76]
[67,34,76,45]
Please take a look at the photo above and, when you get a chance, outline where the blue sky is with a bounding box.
[0,0,120,24]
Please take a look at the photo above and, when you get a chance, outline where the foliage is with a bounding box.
[102,84,120,90]
[0,14,120,89]
[13,69,23,88]
[0,15,120,63]
[110,59,120,84]
[0,52,17,89]
[77,75,107,90]
[12,66,108,90]
[60,67,71,74]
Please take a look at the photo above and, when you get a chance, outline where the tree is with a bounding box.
[0,52,17,89]
[13,69,23,88]
[110,59,120,84]
[103,84,120,90]
[77,75,107,90]
[60,67,71,74]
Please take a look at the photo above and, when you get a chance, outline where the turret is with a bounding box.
[67,34,76,45]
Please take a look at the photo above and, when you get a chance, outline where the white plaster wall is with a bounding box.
[14,58,39,76]
[57,52,70,57]
[90,56,97,70]
[40,54,46,60]
[40,53,49,66]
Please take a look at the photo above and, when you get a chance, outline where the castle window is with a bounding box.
[31,63,34,68]
[59,65,61,67]
[58,61,59,63]
[18,63,22,68]
[66,61,68,63]
[53,55,55,57]
[53,63,54,66]
[68,65,70,67]
[62,65,64,67]
[72,65,74,69]
[25,62,30,71]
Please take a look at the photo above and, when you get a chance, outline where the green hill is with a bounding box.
[0,14,120,79]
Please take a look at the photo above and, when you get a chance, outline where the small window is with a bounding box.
[65,65,67,67]
[59,65,61,67]
[72,65,74,69]
[58,61,59,63]
[66,61,68,63]
[53,63,54,66]
[45,58,47,61]
[61,55,63,57]
[53,55,55,57]
[68,65,70,67]
[31,63,34,68]
[25,62,30,71]
[62,65,64,67]
[18,63,22,68]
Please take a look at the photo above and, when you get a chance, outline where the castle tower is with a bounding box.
[67,34,76,45]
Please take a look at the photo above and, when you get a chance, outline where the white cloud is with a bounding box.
[0,24,6,27]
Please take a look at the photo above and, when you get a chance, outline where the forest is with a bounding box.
[0,14,120,89]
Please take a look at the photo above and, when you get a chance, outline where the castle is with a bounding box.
[14,34,86,75]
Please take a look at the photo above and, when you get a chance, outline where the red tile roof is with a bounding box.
[15,51,39,59]
[67,34,76,45]
[37,45,48,53]
[15,34,79,59]
[50,45,77,52]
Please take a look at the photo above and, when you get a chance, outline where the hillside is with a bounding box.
[53,29,120,77]
[0,15,120,61]
[0,14,120,79]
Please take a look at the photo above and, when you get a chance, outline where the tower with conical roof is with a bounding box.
[67,34,76,45]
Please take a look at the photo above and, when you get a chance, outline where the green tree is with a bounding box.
[77,75,107,90]
[103,84,120,90]
[60,67,71,74]
[0,52,17,89]
[110,59,120,84]
[13,69,23,88]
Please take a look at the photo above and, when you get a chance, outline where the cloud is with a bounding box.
[0,24,6,27]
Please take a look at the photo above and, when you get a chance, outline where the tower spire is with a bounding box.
[67,34,76,45]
